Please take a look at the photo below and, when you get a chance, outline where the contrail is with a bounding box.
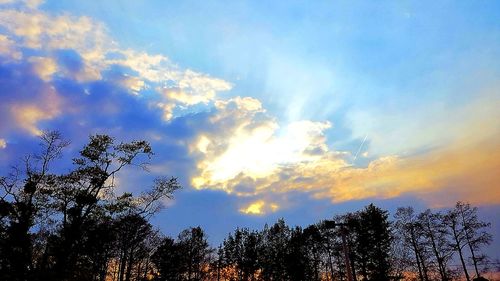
[353,134,368,162]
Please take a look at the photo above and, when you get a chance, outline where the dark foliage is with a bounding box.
[0,131,180,281]
[0,131,495,281]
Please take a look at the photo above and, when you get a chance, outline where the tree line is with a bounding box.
[0,132,494,281]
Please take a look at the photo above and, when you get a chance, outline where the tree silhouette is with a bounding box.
[258,219,290,281]
[0,135,496,281]
[1,131,180,281]
[152,237,184,281]
[178,227,213,281]
[418,209,454,281]
[114,214,154,281]
[0,131,69,281]
[355,204,392,281]
[302,225,325,281]
[446,202,492,281]
[394,207,432,281]
[220,227,260,280]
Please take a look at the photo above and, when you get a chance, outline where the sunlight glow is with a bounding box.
[240,200,265,215]
[193,119,331,188]
[239,200,279,215]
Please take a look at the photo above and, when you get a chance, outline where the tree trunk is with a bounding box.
[425,221,448,281]
[410,231,426,281]
[118,249,127,281]
[125,249,134,281]
[451,226,470,281]
[414,249,424,281]
[460,209,481,278]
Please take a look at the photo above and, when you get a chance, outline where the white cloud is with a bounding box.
[189,92,500,212]
[0,0,44,8]
[0,34,22,60]
[28,56,57,81]
[191,96,334,192]
[0,1,232,125]
[161,71,232,106]
[9,88,61,135]
[23,0,43,9]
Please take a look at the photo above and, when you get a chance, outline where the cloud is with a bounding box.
[0,56,64,136]
[239,200,279,215]
[346,86,500,157]
[28,56,57,81]
[0,0,43,8]
[0,0,232,141]
[189,91,500,211]
[0,34,21,60]
[1,0,498,218]
[9,90,61,135]
[190,96,335,193]
[0,1,230,90]
[23,0,42,9]
[313,138,500,206]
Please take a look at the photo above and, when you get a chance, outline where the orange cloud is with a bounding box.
[190,92,500,212]
[195,135,500,210]
[310,139,500,206]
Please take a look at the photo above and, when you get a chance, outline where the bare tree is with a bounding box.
[418,210,454,281]
[394,207,431,281]
[444,206,471,281]
[455,202,492,279]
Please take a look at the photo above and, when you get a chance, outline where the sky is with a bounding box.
[0,0,499,257]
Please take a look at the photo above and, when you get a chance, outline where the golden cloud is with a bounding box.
[11,104,59,135]
[9,87,61,135]
[191,96,334,191]
[28,56,57,81]
[239,200,279,215]
[315,139,500,206]
[163,88,215,106]
[190,94,500,211]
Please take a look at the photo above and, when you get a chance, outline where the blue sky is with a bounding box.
[0,0,499,257]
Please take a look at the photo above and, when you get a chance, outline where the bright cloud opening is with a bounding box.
[191,96,333,190]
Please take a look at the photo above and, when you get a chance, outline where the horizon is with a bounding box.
[0,0,499,265]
